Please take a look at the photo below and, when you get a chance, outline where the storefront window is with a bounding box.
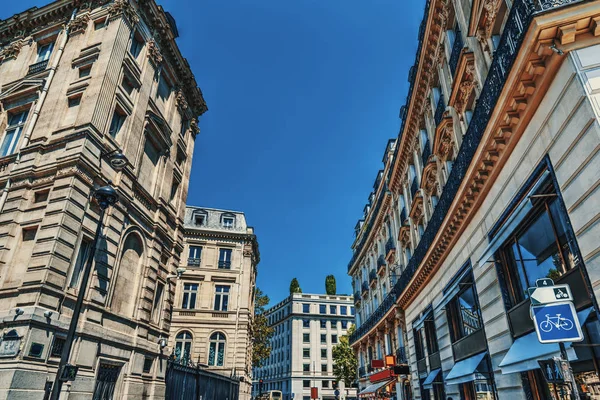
[497,187,575,307]
[446,273,482,342]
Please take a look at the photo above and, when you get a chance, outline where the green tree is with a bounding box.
[251,288,275,368]
[289,278,302,294]
[325,275,337,295]
[332,324,358,390]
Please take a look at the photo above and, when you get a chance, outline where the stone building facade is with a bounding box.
[0,0,206,398]
[168,206,259,400]
[252,293,358,400]
[348,1,600,400]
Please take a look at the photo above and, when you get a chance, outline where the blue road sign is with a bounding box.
[532,301,583,344]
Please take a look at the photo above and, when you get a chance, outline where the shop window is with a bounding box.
[424,312,439,354]
[413,328,425,361]
[495,177,576,308]
[446,273,482,342]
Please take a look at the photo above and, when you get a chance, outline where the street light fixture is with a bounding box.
[49,183,119,400]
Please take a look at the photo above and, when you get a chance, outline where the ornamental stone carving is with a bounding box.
[190,118,200,135]
[68,14,90,34]
[477,0,503,52]
[0,41,25,60]
[108,0,139,26]
[146,39,163,66]
[175,89,188,112]
[435,121,455,162]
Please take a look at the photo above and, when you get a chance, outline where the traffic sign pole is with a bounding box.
[529,279,581,399]
[559,342,580,400]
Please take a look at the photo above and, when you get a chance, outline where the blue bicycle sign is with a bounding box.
[539,313,574,332]
[532,302,583,344]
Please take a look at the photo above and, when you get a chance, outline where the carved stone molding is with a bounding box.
[0,40,25,60]
[146,39,163,66]
[175,89,188,112]
[68,14,90,34]
[190,118,200,135]
[421,163,439,196]
[108,0,139,26]
[434,117,455,162]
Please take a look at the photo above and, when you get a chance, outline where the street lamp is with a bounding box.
[49,150,125,400]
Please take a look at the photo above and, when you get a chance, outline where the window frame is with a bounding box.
[1,109,29,157]
[181,283,198,309]
[214,285,230,311]
[218,248,232,269]
[208,332,226,367]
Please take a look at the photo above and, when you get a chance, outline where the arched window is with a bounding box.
[112,233,144,316]
[175,331,193,360]
[208,332,226,367]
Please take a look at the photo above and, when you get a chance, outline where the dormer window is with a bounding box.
[194,214,205,226]
[221,214,235,229]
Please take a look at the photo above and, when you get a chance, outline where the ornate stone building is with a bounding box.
[348,1,600,399]
[0,0,206,398]
[169,206,260,400]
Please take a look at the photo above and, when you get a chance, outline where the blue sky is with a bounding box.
[2,0,424,305]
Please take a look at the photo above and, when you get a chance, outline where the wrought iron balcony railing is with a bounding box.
[348,184,388,272]
[449,29,463,77]
[187,258,201,267]
[350,0,540,345]
[434,94,446,126]
[27,59,49,75]
[422,139,431,164]
[218,260,231,269]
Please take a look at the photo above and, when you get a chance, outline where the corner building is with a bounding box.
[252,293,358,400]
[348,0,600,399]
[169,206,260,400]
[0,0,206,398]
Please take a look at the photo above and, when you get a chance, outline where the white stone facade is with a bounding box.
[169,206,259,400]
[253,293,358,400]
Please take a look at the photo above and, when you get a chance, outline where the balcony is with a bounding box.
[218,260,231,269]
[351,0,541,346]
[369,269,377,286]
[27,59,49,75]
[385,238,396,260]
[422,139,431,164]
[434,94,446,126]
[396,347,407,364]
[377,255,386,275]
[449,29,464,77]
[354,291,362,306]
[361,281,369,296]
[410,177,419,200]
[187,257,201,267]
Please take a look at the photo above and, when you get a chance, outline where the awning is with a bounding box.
[445,352,487,385]
[499,307,593,374]
[477,170,549,269]
[358,379,395,398]
[423,368,441,389]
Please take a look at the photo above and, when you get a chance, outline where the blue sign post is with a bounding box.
[531,301,583,344]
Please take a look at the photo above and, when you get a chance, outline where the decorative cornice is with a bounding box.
[107,0,139,26]
[146,39,163,66]
[67,13,90,34]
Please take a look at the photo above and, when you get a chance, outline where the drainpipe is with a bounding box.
[0,8,77,213]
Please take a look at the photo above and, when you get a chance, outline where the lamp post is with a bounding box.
[50,184,119,400]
